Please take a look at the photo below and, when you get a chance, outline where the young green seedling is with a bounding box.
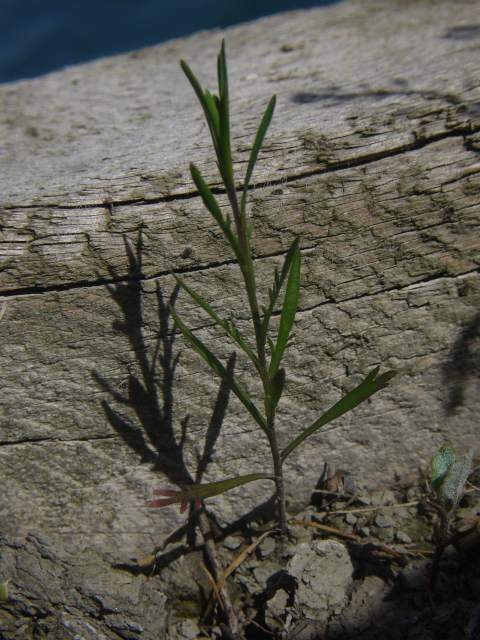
[428,444,474,586]
[152,41,395,533]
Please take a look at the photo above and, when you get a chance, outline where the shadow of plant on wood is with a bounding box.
[91,232,278,568]
[442,311,480,415]
[291,86,464,106]
[90,232,290,634]
[92,230,239,496]
[92,232,193,486]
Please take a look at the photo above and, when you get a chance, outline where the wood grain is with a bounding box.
[1,1,479,637]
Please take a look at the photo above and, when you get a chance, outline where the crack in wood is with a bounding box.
[2,123,477,213]
[0,434,117,448]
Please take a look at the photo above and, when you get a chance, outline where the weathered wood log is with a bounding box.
[1,0,479,636]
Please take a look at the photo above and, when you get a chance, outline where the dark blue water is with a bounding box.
[1,0,339,84]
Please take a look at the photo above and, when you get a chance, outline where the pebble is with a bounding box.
[265,589,289,628]
[345,513,357,526]
[374,513,395,528]
[253,560,283,586]
[375,527,394,542]
[178,619,200,640]
[395,530,412,544]
[258,536,276,559]
[370,490,396,507]
[223,536,242,551]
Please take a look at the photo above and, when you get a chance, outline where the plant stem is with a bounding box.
[225,184,267,372]
[197,509,240,635]
[266,414,287,533]
[227,181,286,532]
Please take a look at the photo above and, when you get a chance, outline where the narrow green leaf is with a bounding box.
[175,275,260,371]
[269,242,301,375]
[180,59,220,154]
[190,163,241,258]
[217,39,227,102]
[241,95,276,213]
[204,90,221,140]
[261,238,299,340]
[217,40,233,186]
[171,307,267,432]
[281,367,396,461]
[187,472,274,499]
[266,367,286,414]
[180,59,205,107]
[176,473,275,503]
[189,163,222,224]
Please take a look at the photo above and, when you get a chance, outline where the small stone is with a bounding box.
[328,516,347,531]
[370,490,396,507]
[223,536,242,551]
[345,512,357,526]
[343,474,356,496]
[178,619,200,640]
[374,513,395,528]
[395,530,412,544]
[286,540,353,621]
[252,560,283,587]
[337,576,390,632]
[258,536,276,559]
[288,524,313,544]
[406,487,418,501]
[265,589,289,628]
[312,511,327,523]
[374,527,394,542]
[359,526,370,538]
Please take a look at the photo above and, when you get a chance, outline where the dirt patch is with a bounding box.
[158,468,480,639]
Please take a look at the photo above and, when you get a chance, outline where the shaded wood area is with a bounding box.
[1,0,479,637]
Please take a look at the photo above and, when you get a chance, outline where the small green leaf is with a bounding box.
[269,242,301,375]
[189,163,240,258]
[180,59,205,106]
[180,60,220,154]
[150,474,274,511]
[261,238,299,340]
[435,447,473,511]
[189,163,221,220]
[241,95,276,213]
[175,275,260,371]
[266,367,286,414]
[281,367,396,461]
[431,446,456,494]
[183,472,274,501]
[216,40,233,185]
[203,90,221,140]
[171,307,267,432]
